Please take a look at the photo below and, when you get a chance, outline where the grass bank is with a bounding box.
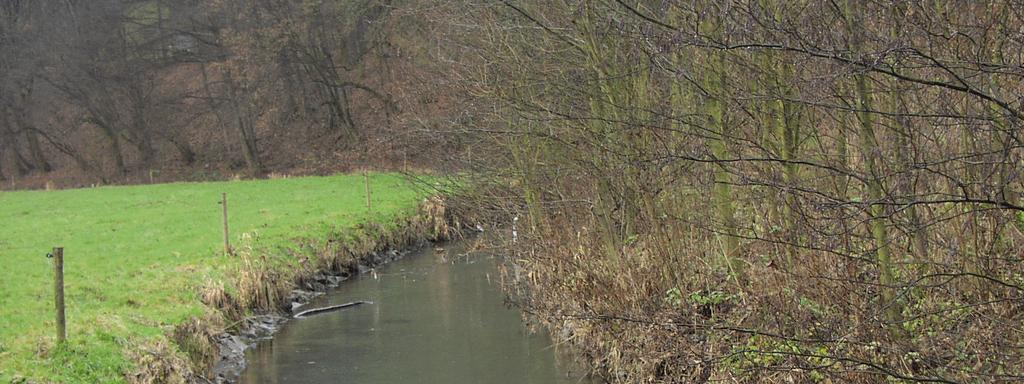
[0,173,447,383]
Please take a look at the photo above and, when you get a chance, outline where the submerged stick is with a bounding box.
[294,301,373,318]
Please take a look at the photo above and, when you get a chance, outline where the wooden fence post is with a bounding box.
[51,247,66,343]
[364,171,372,212]
[222,192,231,255]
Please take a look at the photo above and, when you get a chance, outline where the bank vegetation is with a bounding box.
[435,1,1024,382]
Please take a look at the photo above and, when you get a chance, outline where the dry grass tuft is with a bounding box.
[422,195,455,240]
[170,316,223,378]
[125,339,195,384]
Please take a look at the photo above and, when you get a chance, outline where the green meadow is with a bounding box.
[0,174,427,383]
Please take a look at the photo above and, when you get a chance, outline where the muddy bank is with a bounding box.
[207,247,415,383]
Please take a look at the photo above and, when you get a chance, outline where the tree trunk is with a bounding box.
[86,116,127,177]
[761,41,802,268]
[0,140,7,181]
[103,127,127,176]
[199,63,235,161]
[855,74,901,325]
[702,17,744,279]
[224,69,263,176]
[126,94,156,168]
[11,143,30,176]
[32,125,96,178]
[890,93,928,265]
[124,129,155,168]
[0,120,12,180]
[835,83,852,199]
[168,136,196,165]
[23,130,52,172]
[887,5,929,267]
[847,0,901,324]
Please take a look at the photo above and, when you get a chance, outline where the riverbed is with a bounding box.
[238,239,594,383]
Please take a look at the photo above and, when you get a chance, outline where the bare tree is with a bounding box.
[428,1,1024,382]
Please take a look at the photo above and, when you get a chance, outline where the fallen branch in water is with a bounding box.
[293,301,373,318]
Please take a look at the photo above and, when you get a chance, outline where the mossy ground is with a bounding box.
[0,174,427,383]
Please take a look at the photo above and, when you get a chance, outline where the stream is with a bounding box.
[237,239,595,384]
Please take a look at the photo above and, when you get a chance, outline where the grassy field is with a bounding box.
[0,173,428,383]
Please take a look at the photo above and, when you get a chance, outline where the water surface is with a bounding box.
[239,240,593,384]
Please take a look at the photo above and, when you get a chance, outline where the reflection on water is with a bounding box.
[238,240,594,384]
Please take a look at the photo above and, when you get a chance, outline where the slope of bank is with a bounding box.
[0,173,449,383]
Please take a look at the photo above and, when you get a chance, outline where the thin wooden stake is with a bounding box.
[363,171,372,212]
[222,192,231,255]
[51,247,66,343]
